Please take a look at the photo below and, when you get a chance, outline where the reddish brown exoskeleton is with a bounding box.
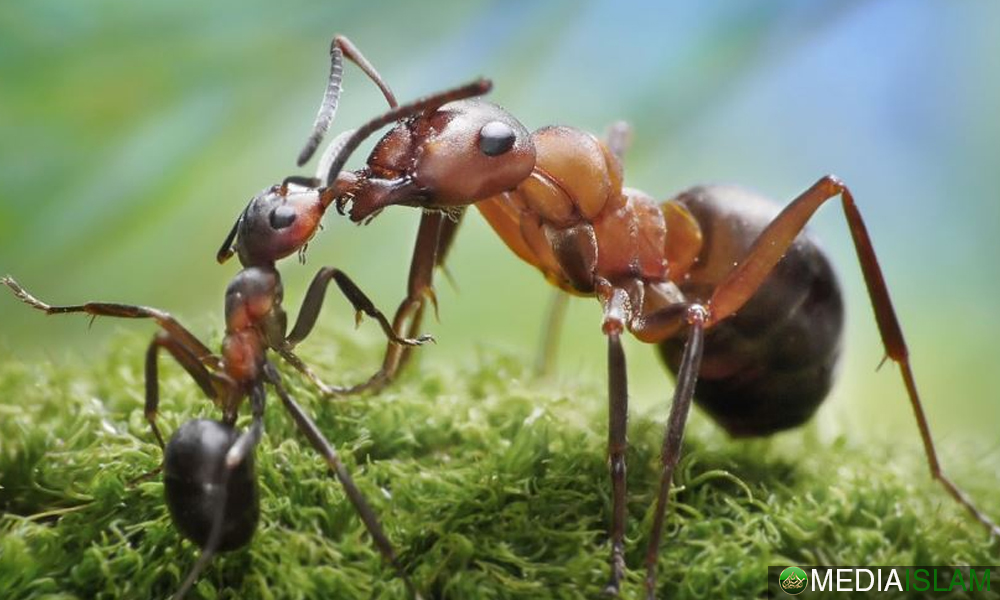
[3,78,492,600]
[287,36,1000,599]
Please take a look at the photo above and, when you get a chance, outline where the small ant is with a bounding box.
[282,35,1000,599]
[2,77,491,599]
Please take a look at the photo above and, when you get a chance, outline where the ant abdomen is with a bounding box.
[659,185,845,437]
[164,419,260,551]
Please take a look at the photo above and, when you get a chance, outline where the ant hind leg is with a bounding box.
[264,363,421,598]
[705,175,1000,537]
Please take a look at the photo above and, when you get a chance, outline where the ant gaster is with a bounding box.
[288,35,1000,600]
[2,76,492,600]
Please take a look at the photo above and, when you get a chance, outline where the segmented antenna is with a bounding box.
[215,206,247,264]
[315,128,356,183]
[297,45,345,167]
[323,78,493,187]
[297,36,401,168]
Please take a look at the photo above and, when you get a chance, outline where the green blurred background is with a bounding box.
[1,0,998,455]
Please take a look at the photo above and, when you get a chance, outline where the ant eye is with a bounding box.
[479,121,516,156]
[269,205,297,229]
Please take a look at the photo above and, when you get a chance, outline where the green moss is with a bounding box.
[0,331,997,600]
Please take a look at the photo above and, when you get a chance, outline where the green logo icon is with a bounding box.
[779,566,808,595]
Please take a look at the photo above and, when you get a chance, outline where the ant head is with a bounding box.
[218,183,326,267]
[215,78,494,262]
[344,99,536,222]
[414,99,536,202]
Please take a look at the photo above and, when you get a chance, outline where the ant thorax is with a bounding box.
[221,266,287,383]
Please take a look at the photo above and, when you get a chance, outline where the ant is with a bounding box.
[279,35,1000,599]
[2,77,491,600]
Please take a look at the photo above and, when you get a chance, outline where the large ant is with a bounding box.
[278,35,1000,599]
[2,78,491,599]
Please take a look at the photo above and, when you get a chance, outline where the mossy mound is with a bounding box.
[0,332,996,599]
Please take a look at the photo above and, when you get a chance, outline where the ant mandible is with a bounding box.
[2,78,491,600]
[283,35,1000,600]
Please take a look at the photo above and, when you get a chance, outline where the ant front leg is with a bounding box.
[393,208,463,372]
[1,276,227,447]
[707,175,1000,537]
[286,266,433,348]
[282,266,433,396]
[349,211,450,394]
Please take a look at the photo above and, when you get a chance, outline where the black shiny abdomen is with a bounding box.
[164,419,259,551]
[659,185,844,437]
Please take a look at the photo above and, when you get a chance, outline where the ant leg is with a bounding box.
[224,383,266,473]
[144,331,224,448]
[286,267,433,348]
[2,277,220,370]
[275,345,354,397]
[264,363,420,599]
[384,209,465,380]
[642,307,706,600]
[533,291,569,377]
[603,331,629,595]
[595,283,634,596]
[175,383,266,600]
[349,212,447,394]
[706,175,1000,537]
[388,209,468,378]
[393,209,464,373]
[1,276,231,446]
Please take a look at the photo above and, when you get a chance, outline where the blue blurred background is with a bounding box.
[1,1,998,451]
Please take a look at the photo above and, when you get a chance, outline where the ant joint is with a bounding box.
[686,304,708,326]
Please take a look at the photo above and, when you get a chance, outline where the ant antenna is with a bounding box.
[322,78,493,187]
[216,206,247,264]
[315,128,355,182]
[297,36,400,167]
[297,45,345,167]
